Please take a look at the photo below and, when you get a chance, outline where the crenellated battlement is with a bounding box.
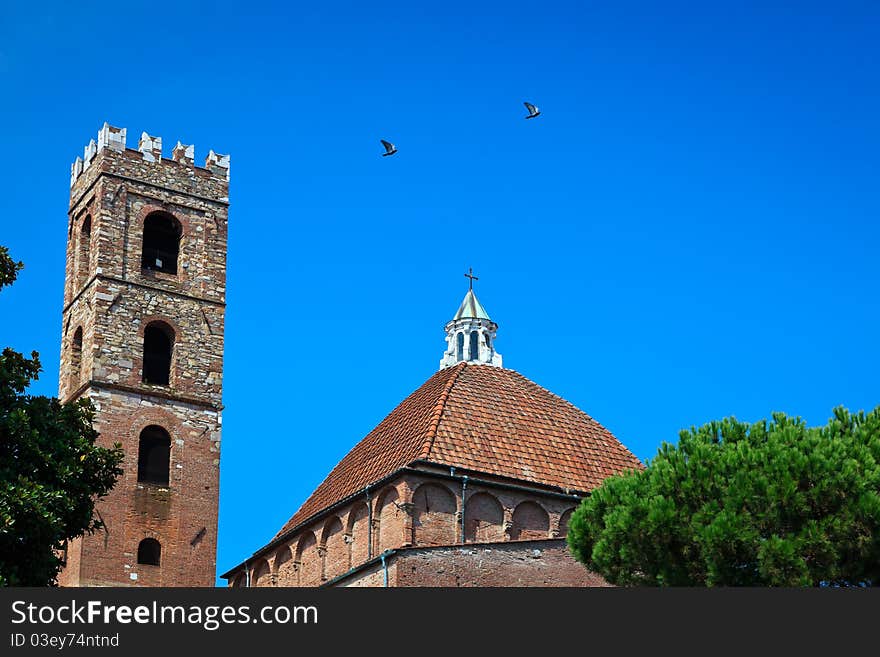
[70,122,230,188]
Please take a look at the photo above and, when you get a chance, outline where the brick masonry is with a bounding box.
[335,539,610,587]
[226,471,591,587]
[57,125,228,587]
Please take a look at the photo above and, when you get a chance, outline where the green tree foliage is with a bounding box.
[0,246,23,288]
[0,247,123,586]
[568,409,880,586]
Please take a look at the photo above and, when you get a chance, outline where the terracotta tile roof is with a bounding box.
[274,362,643,539]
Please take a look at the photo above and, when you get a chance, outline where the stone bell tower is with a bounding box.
[57,123,229,587]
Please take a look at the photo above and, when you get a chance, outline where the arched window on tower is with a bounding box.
[70,326,83,390]
[143,322,174,385]
[484,333,491,350]
[137,538,161,566]
[76,215,91,290]
[469,331,479,361]
[141,212,181,274]
[138,425,171,486]
[456,332,464,361]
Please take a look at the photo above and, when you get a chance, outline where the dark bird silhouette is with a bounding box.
[380,140,398,156]
[523,102,541,119]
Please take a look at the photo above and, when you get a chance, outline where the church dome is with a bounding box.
[274,362,642,539]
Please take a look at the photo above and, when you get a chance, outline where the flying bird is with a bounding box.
[380,140,398,156]
[523,102,541,119]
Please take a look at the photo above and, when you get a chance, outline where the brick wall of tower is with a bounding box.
[58,126,228,587]
[66,389,221,586]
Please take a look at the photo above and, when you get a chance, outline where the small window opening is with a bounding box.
[76,215,91,289]
[137,538,161,566]
[137,425,171,486]
[469,331,479,361]
[141,212,181,274]
[456,332,464,361]
[71,326,83,389]
[143,322,173,385]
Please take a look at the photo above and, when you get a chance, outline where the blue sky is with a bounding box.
[0,1,877,584]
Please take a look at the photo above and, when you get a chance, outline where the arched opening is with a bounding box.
[510,501,550,540]
[484,333,491,349]
[469,331,479,361]
[252,559,271,587]
[456,332,464,361]
[375,488,401,553]
[143,321,174,385]
[559,508,575,537]
[70,326,83,390]
[76,215,91,290]
[464,492,505,543]
[137,425,171,486]
[412,483,457,546]
[321,517,346,581]
[346,503,370,567]
[141,212,182,274]
[295,532,320,586]
[137,538,161,566]
[273,546,293,585]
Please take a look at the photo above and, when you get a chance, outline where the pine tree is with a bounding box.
[568,408,880,586]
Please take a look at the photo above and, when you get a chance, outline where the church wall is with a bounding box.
[334,561,394,588]
[347,502,370,568]
[510,501,551,540]
[321,516,347,581]
[295,532,321,586]
[374,486,404,553]
[274,545,294,583]
[463,492,505,542]
[399,472,580,546]
[411,482,458,546]
[333,540,608,588]
[235,472,583,587]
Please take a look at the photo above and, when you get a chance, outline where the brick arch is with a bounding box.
[510,501,550,540]
[230,572,245,588]
[346,502,370,567]
[374,487,401,553]
[134,205,190,282]
[69,325,84,392]
[126,410,182,487]
[295,531,320,587]
[273,545,294,585]
[134,204,192,238]
[251,558,271,587]
[144,321,176,386]
[137,314,183,341]
[127,410,182,443]
[321,516,346,582]
[75,214,92,290]
[464,492,505,543]
[558,508,575,537]
[412,483,457,546]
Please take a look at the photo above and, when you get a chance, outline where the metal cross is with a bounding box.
[464,267,479,290]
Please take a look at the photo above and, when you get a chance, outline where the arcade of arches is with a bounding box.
[231,474,578,587]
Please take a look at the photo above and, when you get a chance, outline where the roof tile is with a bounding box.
[273,363,643,539]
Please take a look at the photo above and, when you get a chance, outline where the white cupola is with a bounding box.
[439,270,503,370]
